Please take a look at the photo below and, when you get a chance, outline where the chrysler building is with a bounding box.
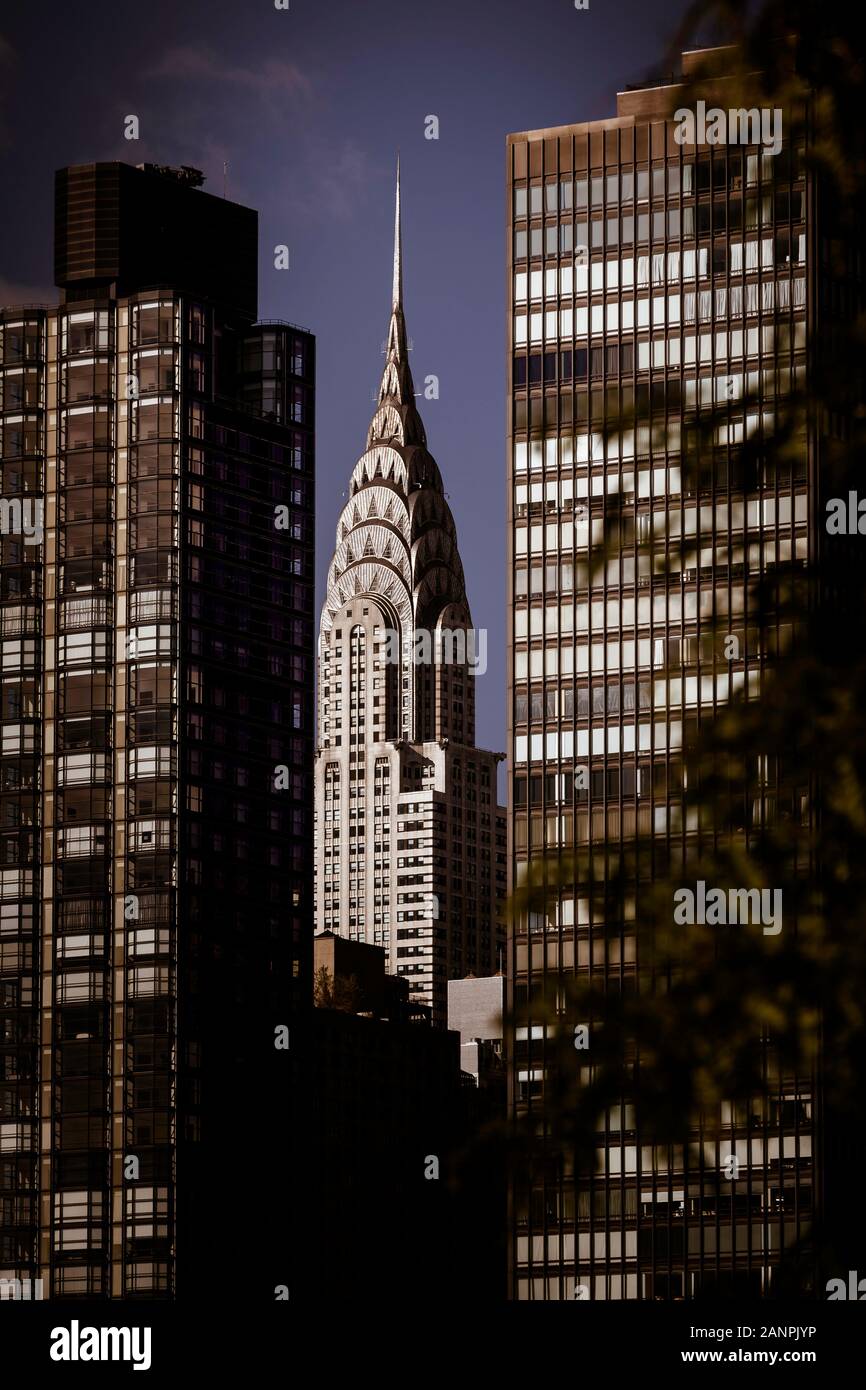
[315,166,506,1024]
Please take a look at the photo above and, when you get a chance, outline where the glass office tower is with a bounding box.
[507,51,819,1299]
[0,162,314,1299]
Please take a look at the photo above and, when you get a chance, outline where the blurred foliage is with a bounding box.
[506,0,866,1276]
[312,964,363,1012]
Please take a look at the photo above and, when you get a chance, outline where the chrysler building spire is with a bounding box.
[323,167,465,654]
[379,156,417,424]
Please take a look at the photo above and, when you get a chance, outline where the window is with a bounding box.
[56,971,103,1003]
[128,965,171,998]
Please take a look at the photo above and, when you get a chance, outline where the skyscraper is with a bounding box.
[507,52,817,1299]
[0,161,315,1299]
[315,168,506,1026]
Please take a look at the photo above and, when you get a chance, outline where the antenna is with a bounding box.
[392,153,402,311]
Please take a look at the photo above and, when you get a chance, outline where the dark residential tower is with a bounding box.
[0,162,315,1299]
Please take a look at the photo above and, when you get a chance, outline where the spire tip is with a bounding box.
[392,157,402,312]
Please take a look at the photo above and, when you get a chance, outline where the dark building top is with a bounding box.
[54,161,258,316]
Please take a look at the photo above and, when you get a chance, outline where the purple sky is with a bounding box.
[0,0,696,758]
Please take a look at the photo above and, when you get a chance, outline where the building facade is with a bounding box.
[447,973,505,1088]
[507,53,817,1299]
[315,169,506,1025]
[0,161,315,1299]
[310,936,465,1298]
[447,973,504,1049]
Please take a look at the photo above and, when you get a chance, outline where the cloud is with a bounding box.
[147,43,313,103]
[142,41,370,223]
[0,277,55,311]
[289,139,373,221]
